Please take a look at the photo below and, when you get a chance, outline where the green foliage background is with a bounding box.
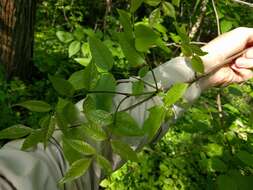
[1,0,253,189]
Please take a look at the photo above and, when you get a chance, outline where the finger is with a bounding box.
[235,57,253,68]
[231,67,253,82]
[245,47,253,59]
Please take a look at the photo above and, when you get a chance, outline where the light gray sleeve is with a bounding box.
[0,57,203,190]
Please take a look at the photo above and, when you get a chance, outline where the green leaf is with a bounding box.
[236,150,253,167]
[81,62,100,91]
[138,66,149,77]
[118,9,134,41]
[96,154,113,174]
[86,110,112,126]
[164,83,188,107]
[172,0,180,7]
[56,31,73,43]
[73,27,85,41]
[221,20,233,33]
[69,41,81,57]
[0,125,32,140]
[181,43,192,57]
[189,44,208,56]
[162,2,176,19]
[74,58,91,67]
[89,36,114,71]
[43,116,56,146]
[143,106,165,142]
[83,95,96,113]
[21,129,44,150]
[59,158,92,185]
[111,140,139,162]
[205,143,223,157]
[82,124,107,141]
[49,75,75,97]
[191,55,204,73]
[112,112,144,136]
[62,101,82,125]
[149,8,161,26]
[91,73,116,111]
[81,43,91,56]
[68,70,87,90]
[134,24,159,52]
[130,0,144,13]
[210,158,227,172]
[132,81,144,95]
[175,24,189,43]
[63,137,83,164]
[144,0,161,6]
[117,32,145,67]
[16,100,51,112]
[66,139,96,155]
[55,98,70,132]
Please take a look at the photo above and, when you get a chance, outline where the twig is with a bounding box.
[131,76,157,90]
[231,0,253,7]
[189,0,209,39]
[166,42,207,47]
[113,96,130,124]
[120,94,156,112]
[87,90,157,97]
[211,0,221,35]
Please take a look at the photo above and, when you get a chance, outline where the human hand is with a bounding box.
[201,27,253,73]
[198,27,253,89]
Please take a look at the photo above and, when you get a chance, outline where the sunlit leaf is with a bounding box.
[74,58,91,67]
[164,83,188,107]
[144,0,161,6]
[149,8,161,26]
[66,139,96,155]
[59,158,92,185]
[191,55,204,73]
[56,31,73,43]
[69,41,81,57]
[162,2,175,19]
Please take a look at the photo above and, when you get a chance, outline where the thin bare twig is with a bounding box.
[120,94,156,112]
[211,0,221,35]
[232,0,253,7]
[87,90,157,97]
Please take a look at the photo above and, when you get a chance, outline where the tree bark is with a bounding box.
[0,0,36,79]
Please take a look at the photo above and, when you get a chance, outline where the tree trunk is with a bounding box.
[0,0,36,79]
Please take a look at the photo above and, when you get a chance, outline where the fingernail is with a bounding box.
[246,49,253,58]
[235,58,244,67]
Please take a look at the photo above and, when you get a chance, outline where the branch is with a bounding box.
[232,0,253,7]
[211,0,221,35]
[87,90,157,97]
[189,0,209,39]
[120,94,156,112]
